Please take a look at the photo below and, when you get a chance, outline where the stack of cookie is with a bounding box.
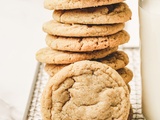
[36,0,133,119]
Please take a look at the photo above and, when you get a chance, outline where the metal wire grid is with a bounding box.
[123,48,144,120]
[27,48,145,120]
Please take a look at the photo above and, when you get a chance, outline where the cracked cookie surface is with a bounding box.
[43,20,124,37]
[46,30,129,52]
[44,51,129,77]
[41,60,130,120]
[44,0,124,10]
[53,3,132,24]
[36,47,118,64]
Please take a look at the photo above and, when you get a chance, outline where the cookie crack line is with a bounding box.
[52,75,124,119]
[53,2,132,24]
[42,20,124,37]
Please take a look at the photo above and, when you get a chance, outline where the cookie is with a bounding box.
[53,3,132,24]
[43,20,124,37]
[41,60,130,120]
[98,51,129,70]
[36,47,118,64]
[45,64,67,77]
[44,51,129,76]
[46,30,129,52]
[117,67,133,84]
[44,0,124,10]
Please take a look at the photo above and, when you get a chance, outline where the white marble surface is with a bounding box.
[125,0,139,47]
[0,0,51,119]
[0,0,139,119]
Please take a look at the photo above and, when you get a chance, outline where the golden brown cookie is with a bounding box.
[44,0,124,10]
[98,51,129,70]
[117,67,133,84]
[53,3,132,24]
[41,60,130,120]
[36,47,118,64]
[45,64,68,77]
[43,20,124,37]
[44,51,129,77]
[46,30,130,52]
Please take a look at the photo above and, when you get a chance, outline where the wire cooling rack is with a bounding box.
[24,47,145,120]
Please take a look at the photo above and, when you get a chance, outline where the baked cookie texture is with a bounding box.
[37,0,133,119]
[53,2,132,24]
[43,20,124,37]
[36,47,118,64]
[45,30,130,52]
[117,67,133,84]
[98,50,129,70]
[44,0,124,10]
[44,51,129,77]
[41,61,130,120]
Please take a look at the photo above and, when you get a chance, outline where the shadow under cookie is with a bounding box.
[44,0,124,10]
[43,20,124,37]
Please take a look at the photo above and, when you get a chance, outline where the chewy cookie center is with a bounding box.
[51,71,127,119]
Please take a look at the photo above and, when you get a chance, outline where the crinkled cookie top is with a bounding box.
[41,60,130,120]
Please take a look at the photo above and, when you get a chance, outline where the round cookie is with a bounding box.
[98,50,129,70]
[44,51,129,76]
[41,60,130,120]
[44,0,124,10]
[46,30,130,52]
[118,67,133,84]
[127,84,131,93]
[53,3,132,24]
[36,47,118,64]
[117,67,133,84]
[43,20,124,37]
